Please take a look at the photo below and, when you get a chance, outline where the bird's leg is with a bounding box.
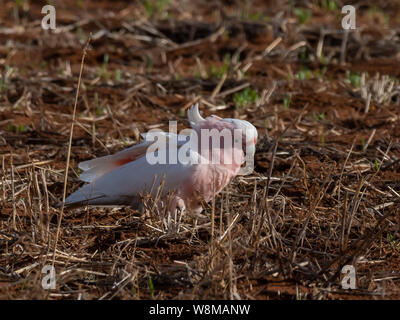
[163,196,186,233]
[185,193,205,217]
[175,198,186,233]
[168,196,186,215]
[131,197,145,214]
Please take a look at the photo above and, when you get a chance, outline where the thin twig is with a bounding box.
[53,35,91,265]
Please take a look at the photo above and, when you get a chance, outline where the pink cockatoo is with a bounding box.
[60,104,258,215]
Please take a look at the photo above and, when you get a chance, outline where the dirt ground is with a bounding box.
[1,0,400,300]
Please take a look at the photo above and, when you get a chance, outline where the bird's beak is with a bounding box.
[238,143,255,175]
[187,103,204,126]
[246,143,256,159]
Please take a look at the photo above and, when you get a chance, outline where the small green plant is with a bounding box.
[373,159,380,171]
[313,112,318,122]
[312,112,325,122]
[0,77,5,93]
[147,276,154,298]
[388,233,400,250]
[209,65,226,79]
[14,0,29,10]
[319,53,331,65]
[115,69,122,82]
[8,124,27,133]
[75,26,87,42]
[84,274,96,284]
[361,137,365,150]
[233,87,259,109]
[240,9,269,22]
[6,40,13,54]
[145,56,153,72]
[144,0,170,19]
[293,8,312,24]
[283,94,291,109]
[297,291,302,300]
[94,92,103,116]
[81,80,87,90]
[320,0,338,11]
[20,278,28,290]
[345,71,361,87]
[299,47,308,62]
[98,54,110,80]
[295,66,313,80]
[320,134,325,146]
[173,73,181,80]
[193,70,202,78]
[209,54,230,79]
[40,61,46,70]
[313,66,327,80]
[249,12,265,22]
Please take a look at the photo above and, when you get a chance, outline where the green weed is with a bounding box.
[233,87,259,109]
[294,8,312,24]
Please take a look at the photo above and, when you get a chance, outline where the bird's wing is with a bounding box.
[64,148,199,207]
[78,132,189,183]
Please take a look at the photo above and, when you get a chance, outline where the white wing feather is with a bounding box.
[65,148,199,207]
[78,132,189,183]
[78,104,200,184]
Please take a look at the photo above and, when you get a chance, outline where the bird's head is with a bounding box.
[187,103,258,174]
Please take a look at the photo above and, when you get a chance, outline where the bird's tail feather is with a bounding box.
[56,184,107,208]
